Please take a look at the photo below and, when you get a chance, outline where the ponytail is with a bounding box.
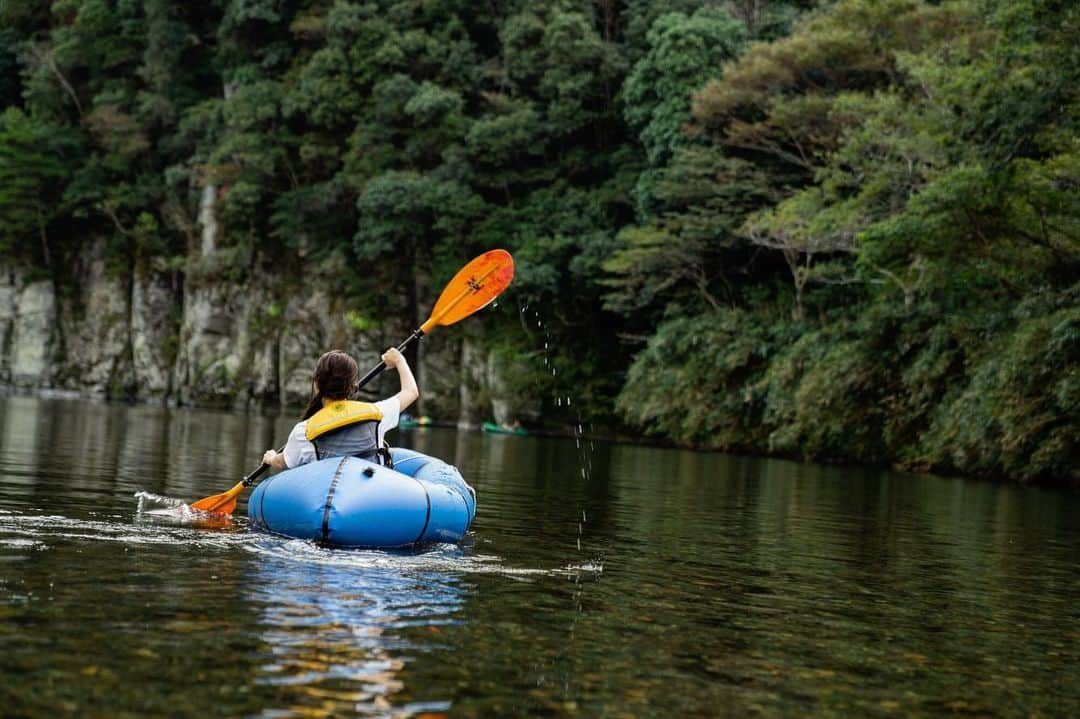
[300,386,324,420]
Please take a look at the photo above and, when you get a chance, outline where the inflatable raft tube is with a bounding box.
[248,448,476,548]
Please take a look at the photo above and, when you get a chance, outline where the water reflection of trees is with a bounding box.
[595,445,1080,714]
[0,395,293,508]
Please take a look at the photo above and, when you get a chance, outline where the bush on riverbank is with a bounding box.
[619,288,1080,486]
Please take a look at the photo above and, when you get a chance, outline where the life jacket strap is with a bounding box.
[378,443,395,470]
[313,446,394,468]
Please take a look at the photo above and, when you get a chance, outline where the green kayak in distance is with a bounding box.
[481,421,530,437]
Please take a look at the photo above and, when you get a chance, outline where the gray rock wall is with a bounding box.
[10,278,55,389]
[0,269,18,385]
[131,272,179,399]
[54,247,131,396]
[0,256,520,425]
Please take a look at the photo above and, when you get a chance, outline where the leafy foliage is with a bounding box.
[616,0,1078,484]
[0,107,77,267]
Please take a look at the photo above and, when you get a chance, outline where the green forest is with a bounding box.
[0,0,1077,485]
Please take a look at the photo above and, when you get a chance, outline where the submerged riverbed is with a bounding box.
[0,395,1077,717]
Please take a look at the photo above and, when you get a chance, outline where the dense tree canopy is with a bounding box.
[0,0,1076,484]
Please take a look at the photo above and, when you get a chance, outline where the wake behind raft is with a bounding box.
[247,448,476,549]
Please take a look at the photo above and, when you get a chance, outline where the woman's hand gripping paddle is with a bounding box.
[189,249,515,515]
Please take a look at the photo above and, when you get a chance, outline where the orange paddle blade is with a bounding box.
[421,250,514,333]
[189,481,245,515]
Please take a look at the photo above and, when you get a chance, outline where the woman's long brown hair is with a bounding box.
[301,350,359,420]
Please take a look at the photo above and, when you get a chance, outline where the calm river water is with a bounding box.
[0,395,1077,718]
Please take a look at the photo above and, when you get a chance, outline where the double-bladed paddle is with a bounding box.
[189,249,515,515]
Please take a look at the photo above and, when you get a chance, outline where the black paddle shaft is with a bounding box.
[355,328,426,390]
[242,447,281,487]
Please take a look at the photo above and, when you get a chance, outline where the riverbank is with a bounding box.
[4,380,1074,492]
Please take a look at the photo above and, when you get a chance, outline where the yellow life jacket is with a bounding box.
[304,400,391,464]
[305,400,383,440]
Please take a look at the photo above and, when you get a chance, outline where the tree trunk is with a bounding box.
[783,249,805,321]
[36,204,52,271]
[793,274,806,322]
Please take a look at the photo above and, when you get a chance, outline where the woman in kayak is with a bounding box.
[260,347,418,471]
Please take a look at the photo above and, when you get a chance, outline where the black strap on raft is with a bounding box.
[255,475,276,532]
[411,477,432,546]
[320,457,350,545]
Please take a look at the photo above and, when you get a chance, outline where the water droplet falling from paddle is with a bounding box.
[518,301,597,560]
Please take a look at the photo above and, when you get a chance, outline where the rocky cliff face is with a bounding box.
[0,251,526,425]
[1,271,55,389]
